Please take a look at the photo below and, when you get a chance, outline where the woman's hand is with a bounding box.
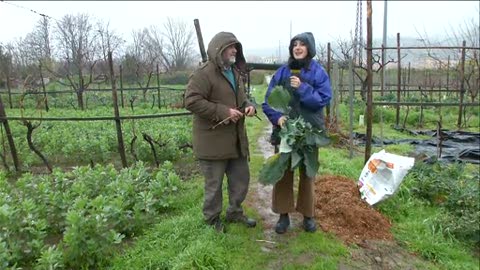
[290,76,301,89]
[277,116,287,128]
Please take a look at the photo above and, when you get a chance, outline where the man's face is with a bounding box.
[222,44,237,65]
[292,40,308,60]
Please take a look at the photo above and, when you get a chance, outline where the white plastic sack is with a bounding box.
[358,149,415,205]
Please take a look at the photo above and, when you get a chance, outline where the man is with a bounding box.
[184,32,257,232]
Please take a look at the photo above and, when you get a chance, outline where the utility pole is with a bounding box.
[279,40,281,62]
[290,20,292,40]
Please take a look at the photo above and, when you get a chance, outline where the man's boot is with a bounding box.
[275,213,290,234]
[226,214,257,228]
[208,216,226,233]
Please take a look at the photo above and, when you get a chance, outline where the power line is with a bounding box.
[1,0,58,22]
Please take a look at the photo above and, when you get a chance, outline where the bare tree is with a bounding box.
[315,42,328,67]
[332,37,397,101]
[162,17,195,71]
[53,13,100,110]
[96,20,125,84]
[0,45,12,88]
[30,16,53,64]
[416,12,479,102]
[125,28,159,100]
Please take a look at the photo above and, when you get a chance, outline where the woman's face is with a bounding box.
[292,40,308,60]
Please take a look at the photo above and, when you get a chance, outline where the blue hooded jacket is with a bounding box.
[262,32,332,131]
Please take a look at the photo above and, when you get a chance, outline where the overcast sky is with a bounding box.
[0,1,478,56]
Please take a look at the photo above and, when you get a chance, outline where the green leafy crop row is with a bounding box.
[0,161,182,269]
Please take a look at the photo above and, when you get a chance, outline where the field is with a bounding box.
[0,79,478,269]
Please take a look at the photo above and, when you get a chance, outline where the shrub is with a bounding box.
[160,71,191,85]
[409,162,480,247]
[249,70,271,85]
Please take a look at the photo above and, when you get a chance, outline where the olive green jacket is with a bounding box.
[184,32,253,160]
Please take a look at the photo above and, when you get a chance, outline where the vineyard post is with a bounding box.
[381,44,385,96]
[348,59,355,159]
[120,65,124,108]
[156,64,161,109]
[326,42,331,120]
[39,62,49,112]
[364,0,373,164]
[407,62,411,99]
[395,32,401,128]
[5,65,12,109]
[108,51,128,168]
[0,94,20,172]
[193,19,207,63]
[446,56,450,98]
[457,40,466,129]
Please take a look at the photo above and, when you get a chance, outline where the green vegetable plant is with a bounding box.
[259,86,330,185]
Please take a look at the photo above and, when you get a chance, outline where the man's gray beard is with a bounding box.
[227,56,236,65]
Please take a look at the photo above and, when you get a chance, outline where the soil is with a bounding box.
[314,174,393,245]
[246,124,429,269]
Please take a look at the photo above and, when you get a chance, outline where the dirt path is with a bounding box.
[246,125,431,270]
[245,125,308,268]
[249,125,304,234]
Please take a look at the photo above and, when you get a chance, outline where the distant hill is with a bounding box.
[245,36,456,68]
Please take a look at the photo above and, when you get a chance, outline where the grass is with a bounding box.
[107,84,479,269]
[378,193,479,270]
[109,177,271,270]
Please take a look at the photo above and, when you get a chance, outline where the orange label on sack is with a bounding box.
[368,159,381,173]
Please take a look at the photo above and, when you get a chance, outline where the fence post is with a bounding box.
[326,42,331,120]
[395,32,401,128]
[119,65,124,108]
[156,64,161,109]
[364,0,373,164]
[194,19,208,63]
[5,71,13,109]
[446,56,450,98]
[407,62,411,99]
[348,59,355,159]
[329,62,338,131]
[38,62,49,112]
[381,44,385,96]
[0,94,20,172]
[108,52,128,168]
[457,40,466,129]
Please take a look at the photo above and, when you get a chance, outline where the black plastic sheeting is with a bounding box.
[353,130,480,164]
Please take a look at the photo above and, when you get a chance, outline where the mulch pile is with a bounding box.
[314,175,394,245]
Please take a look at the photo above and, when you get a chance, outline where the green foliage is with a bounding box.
[408,162,480,247]
[249,70,269,85]
[159,71,191,85]
[267,85,291,114]
[110,179,269,270]
[259,117,330,185]
[258,152,290,185]
[0,161,183,269]
[3,107,192,168]
[260,85,330,184]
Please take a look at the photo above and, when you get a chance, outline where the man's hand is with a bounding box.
[244,106,256,117]
[277,116,287,128]
[229,108,244,123]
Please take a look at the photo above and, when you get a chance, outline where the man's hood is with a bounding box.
[207,32,246,72]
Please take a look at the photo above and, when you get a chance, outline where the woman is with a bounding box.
[262,32,332,234]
